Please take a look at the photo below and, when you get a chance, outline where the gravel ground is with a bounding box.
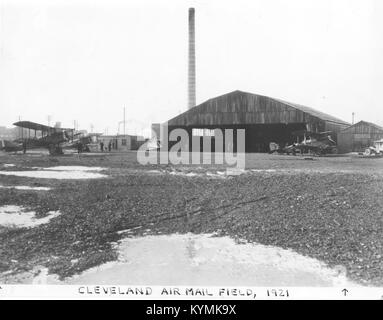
[0,151,382,285]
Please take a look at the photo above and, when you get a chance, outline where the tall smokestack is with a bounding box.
[188,8,196,109]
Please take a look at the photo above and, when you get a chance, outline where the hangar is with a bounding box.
[337,121,383,153]
[165,90,350,153]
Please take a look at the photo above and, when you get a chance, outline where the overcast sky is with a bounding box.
[1,0,382,136]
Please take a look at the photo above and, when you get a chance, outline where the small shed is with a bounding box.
[337,121,383,153]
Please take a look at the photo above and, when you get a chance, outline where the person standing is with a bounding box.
[77,142,83,154]
[100,141,104,152]
[108,141,112,152]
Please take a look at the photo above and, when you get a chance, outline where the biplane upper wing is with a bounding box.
[13,121,74,133]
[13,121,53,132]
[310,131,333,138]
[291,129,333,137]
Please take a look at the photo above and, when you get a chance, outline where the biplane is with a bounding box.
[270,130,338,155]
[295,131,337,154]
[288,130,337,155]
[7,121,102,155]
[9,121,75,155]
[63,132,101,152]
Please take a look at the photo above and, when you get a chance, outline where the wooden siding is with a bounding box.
[339,121,383,134]
[337,121,383,153]
[337,132,383,153]
[167,91,349,134]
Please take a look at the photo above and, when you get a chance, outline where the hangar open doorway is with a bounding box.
[243,123,307,152]
[168,122,308,153]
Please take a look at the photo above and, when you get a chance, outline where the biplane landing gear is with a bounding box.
[48,144,63,156]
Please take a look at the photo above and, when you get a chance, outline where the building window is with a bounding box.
[192,128,215,137]
[122,139,127,146]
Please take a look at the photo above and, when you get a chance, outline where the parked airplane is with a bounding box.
[270,131,337,155]
[64,132,101,152]
[0,121,102,155]
[291,131,337,155]
[9,121,76,155]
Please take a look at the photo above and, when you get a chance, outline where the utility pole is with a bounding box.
[73,120,78,131]
[123,106,126,137]
[19,115,22,139]
[352,112,355,125]
[188,8,196,109]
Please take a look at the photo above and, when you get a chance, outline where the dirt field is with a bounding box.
[0,151,382,285]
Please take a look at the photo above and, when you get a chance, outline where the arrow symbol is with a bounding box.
[342,289,348,296]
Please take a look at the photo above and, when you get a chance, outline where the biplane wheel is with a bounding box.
[48,145,63,155]
[48,145,56,155]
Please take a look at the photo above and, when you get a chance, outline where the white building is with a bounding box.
[97,134,145,152]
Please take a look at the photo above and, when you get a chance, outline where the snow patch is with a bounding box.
[0,185,51,191]
[62,233,357,286]
[0,166,107,179]
[42,166,105,171]
[0,205,61,228]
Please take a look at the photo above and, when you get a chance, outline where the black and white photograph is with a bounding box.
[0,0,382,304]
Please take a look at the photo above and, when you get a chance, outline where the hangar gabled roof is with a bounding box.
[339,120,383,133]
[167,90,350,126]
[272,97,349,125]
